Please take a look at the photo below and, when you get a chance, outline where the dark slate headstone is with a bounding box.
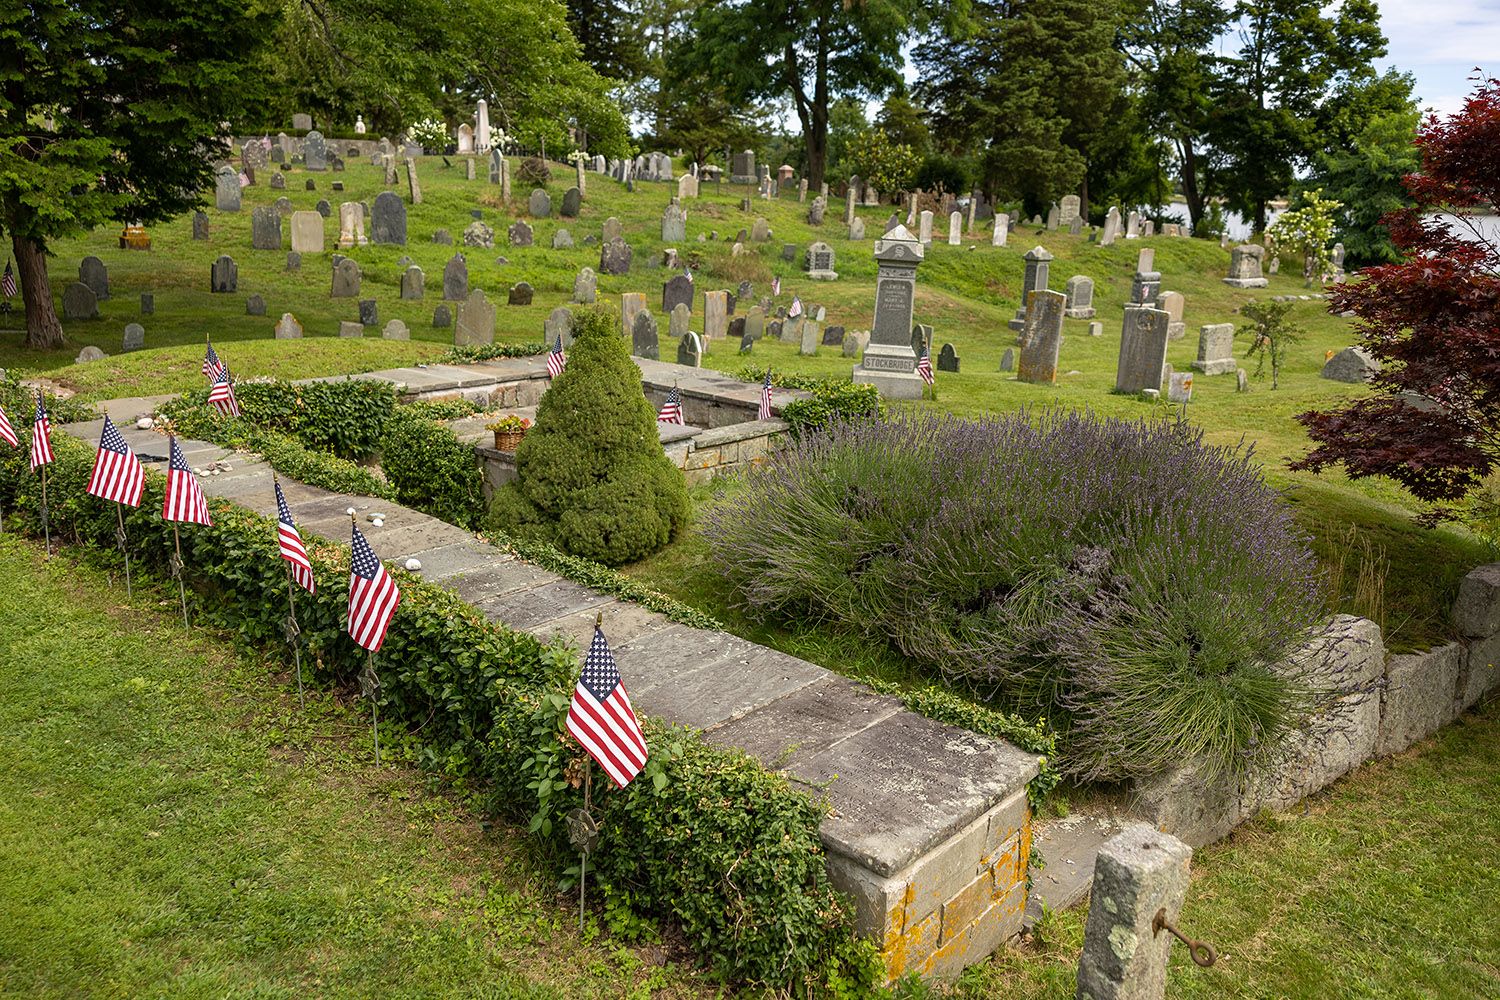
[433,304,452,328]
[192,211,209,240]
[140,293,153,314]
[251,206,281,250]
[400,265,425,300]
[432,229,453,245]
[822,324,844,347]
[443,254,468,301]
[781,243,798,262]
[359,298,378,325]
[62,282,98,320]
[561,186,581,217]
[305,179,317,191]
[331,156,345,172]
[303,130,327,170]
[508,282,533,306]
[122,323,145,352]
[285,251,301,271]
[316,199,331,218]
[507,221,533,247]
[330,257,360,298]
[737,280,752,301]
[246,293,266,316]
[767,319,783,341]
[332,181,345,192]
[937,342,960,373]
[631,309,659,360]
[79,256,109,300]
[210,255,238,294]
[370,191,407,245]
[471,209,483,220]
[599,237,632,276]
[662,273,694,314]
[528,188,551,217]
[269,172,286,190]
[728,316,746,343]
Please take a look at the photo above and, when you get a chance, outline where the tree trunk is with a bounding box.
[1079,172,1090,222]
[1179,137,1204,231]
[805,10,829,190]
[13,234,63,350]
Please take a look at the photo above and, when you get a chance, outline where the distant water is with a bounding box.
[1154,204,1500,246]
[1152,204,1280,241]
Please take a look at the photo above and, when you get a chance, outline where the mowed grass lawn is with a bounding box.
[0,537,714,999]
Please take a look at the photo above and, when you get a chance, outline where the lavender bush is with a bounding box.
[704,410,1330,781]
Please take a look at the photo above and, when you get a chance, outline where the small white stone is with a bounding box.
[371,518,384,528]
[404,558,422,572]
[345,507,357,516]
[136,417,153,430]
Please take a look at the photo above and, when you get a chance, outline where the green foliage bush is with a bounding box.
[487,306,688,566]
[380,408,487,530]
[0,434,877,995]
[227,378,398,460]
[442,341,549,364]
[734,367,885,439]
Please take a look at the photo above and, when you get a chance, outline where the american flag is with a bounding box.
[29,393,53,471]
[0,402,16,448]
[275,480,315,593]
[771,276,780,296]
[162,435,211,525]
[788,295,803,318]
[758,371,773,421]
[917,343,935,385]
[566,626,648,788]
[208,370,241,417]
[202,340,227,382]
[546,335,567,378]
[347,522,400,652]
[656,386,684,425]
[86,415,145,507]
[1,261,15,298]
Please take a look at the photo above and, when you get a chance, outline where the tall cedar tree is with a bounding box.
[684,0,934,188]
[1295,78,1500,508]
[1,0,276,349]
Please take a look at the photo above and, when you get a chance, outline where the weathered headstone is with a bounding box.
[454,288,495,346]
[992,213,1009,247]
[139,293,153,314]
[1065,275,1096,319]
[314,199,331,218]
[1156,290,1186,339]
[807,195,826,225]
[544,306,575,347]
[528,188,551,218]
[193,211,210,240]
[1167,370,1194,403]
[79,256,109,300]
[1009,247,1054,332]
[599,237,632,275]
[337,203,366,249]
[274,196,293,217]
[744,304,764,342]
[432,304,452,328]
[290,211,324,253]
[215,166,241,211]
[272,312,302,339]
[75,345,106,363]
[1116,306,1171,393]
[1224,244,1269,287]
[1131,249,1161,304]
[246,294,266,316]
[210,255,238,294]
[1017,289,1066,385]
[805,242,837,280]
[561,187,581,217]
[999,347,1015,372]
[443,254,468,301]
[703,290,728,339]
[620,292,647,338]
[573,267,597,304]
[551,229,574,249]
[947,211,961,246]
[338,320,363,338]
[122,323,145,352]
[508,221,534,247]
[631,309,659,360]
[751,217,770,242]
[849,216,866,240]
[370,192,407,245]
[285,252,301,271]
[842,329,870,358]
[1322,346,1380,383]
[405,157,422,204]
[304,130,327,171]
[936,342,960,372]
[677,332,703,368]
[358,299,378,326]
[269,172,286,191]
[602,217,623,242]
[853,224,925,399]
[250,206,281,250]
[662,203,687,242]
[330,257,360,297]
[668,302,691,340]
[918,210,934,244]
[508,281,533,306]
[662,273,694,314]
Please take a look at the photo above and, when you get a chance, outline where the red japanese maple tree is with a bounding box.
[1295,77,1500,508]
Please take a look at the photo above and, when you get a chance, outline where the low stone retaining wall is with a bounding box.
[1132,568,1500,846]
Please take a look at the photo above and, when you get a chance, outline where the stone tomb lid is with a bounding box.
[873,224,924,262]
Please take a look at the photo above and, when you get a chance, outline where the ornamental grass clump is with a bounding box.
[704,410,1331,782]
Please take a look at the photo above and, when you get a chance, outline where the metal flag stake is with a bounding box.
[115,502,132,598]
[170,523,189,628]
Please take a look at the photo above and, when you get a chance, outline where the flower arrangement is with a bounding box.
[486,415,532,433]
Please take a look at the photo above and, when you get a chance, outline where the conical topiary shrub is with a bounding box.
[485,305,688,565]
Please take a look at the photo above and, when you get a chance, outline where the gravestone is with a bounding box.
[853,224,925,400]
[400,265,425,300]
[285,252,301,271]
[544,306,574,347]
[781,244,798,263]
[508,221,534,247]
[359,299,378,326]
[270,172,286,191]
[79,256,108,300]
[1046,204,1060,230]
[1322,347,1380,383]
[1059,195,1081,226]
[215,166,241,211]
[122,323,145,352]
[62,282,98,320]
[528,188,551,217]
[304,131,327,170]
[599,237,632,275]
[315,199,331,218]
[454,289,495,346]
[822,323,844,347]
[330,257,360,297]
[404,158,422,204]
[75,346,106,363]
[443,254,468,301]
[1167,371,1194,403]
[992,214,1009,246]
[631,310,659,360]
[1131,249,1161,304]
[245,294,266,316]
[508,282,533,306]
[193,212,210,240]
[1126,210,1141,238]
[551,229,574,249]
[432,304,452,328]
[370,192,407,245]
[1224,244,1269,287]
[489,149,503,184]
[1017,289,1066,385]
[703,290,728,339]
[251,206,282,250]
[433,230,452,246]
[751,217,770,242]
[807,196,826,225]
[620,292,647,338]
[849,217,866,240]
[731,318,751,353]
[677,332,703,367]
[561,187,581,218]
[937,342,960,373]
[1116,306,1171,393]
[1064,275,1096,319]
[999,347,1014,372]
[290,211,324,253]
[1009,247,1054,332]
[602,217,623,242]
[337,321,362,338]
[668,302,691,339]
[274,196,294,217]
[744,304,764,341]
[1155,290,1186,339]
[805,242,838,280]
[338,202,366,248]
[662,273,694,314]
[799,321,819,356]
[842,329,870,358]
[918,211,934,244]
[662,203,687,242]
[305,179,316,191]
[730,149,756,184]
[573,267,597,304]
[948,211,962,245]
[380,319,409,341]
[140,293,153,314]
[210,255,238,293]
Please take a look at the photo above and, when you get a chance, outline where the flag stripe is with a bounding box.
[566,628,649,788]
[86,416,145,507]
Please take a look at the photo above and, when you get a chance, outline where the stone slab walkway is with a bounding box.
[63,395,1040,979]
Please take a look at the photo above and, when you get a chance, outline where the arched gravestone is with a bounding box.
[443,254,468,301]
[370,192,406,245]
[210,255,238,293]
[79,256,109,300]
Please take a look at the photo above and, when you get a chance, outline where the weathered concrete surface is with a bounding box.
[1376,643,1465,756]
[1026,813,1128,923]
[1463,633,1500,709]
[1454,563,1500,638]
[1075,824,1192,1000]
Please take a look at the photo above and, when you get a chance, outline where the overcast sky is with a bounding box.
[1375,0,1499,116]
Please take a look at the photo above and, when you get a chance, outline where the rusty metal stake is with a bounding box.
[1153,908,1217,967]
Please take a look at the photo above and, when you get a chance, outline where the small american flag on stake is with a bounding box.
[546,335,568,378]
[788,295,803,318]
[86,415,145,507]
[656,385,684,425]
[208,370,241,417]
[0,401,17,448]
[566,625,648,788]
[163,436,211,525]
[202,339,227,382]
[30,393,53,471]
[758,371,773,421]
[276,480,315,594]
[917,343,935,385]
[347,521,400,653]
[1,260,16,299]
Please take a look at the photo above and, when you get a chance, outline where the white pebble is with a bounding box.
[136,417,153,430]
[345,507,357,516]
[404,558,422,572]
